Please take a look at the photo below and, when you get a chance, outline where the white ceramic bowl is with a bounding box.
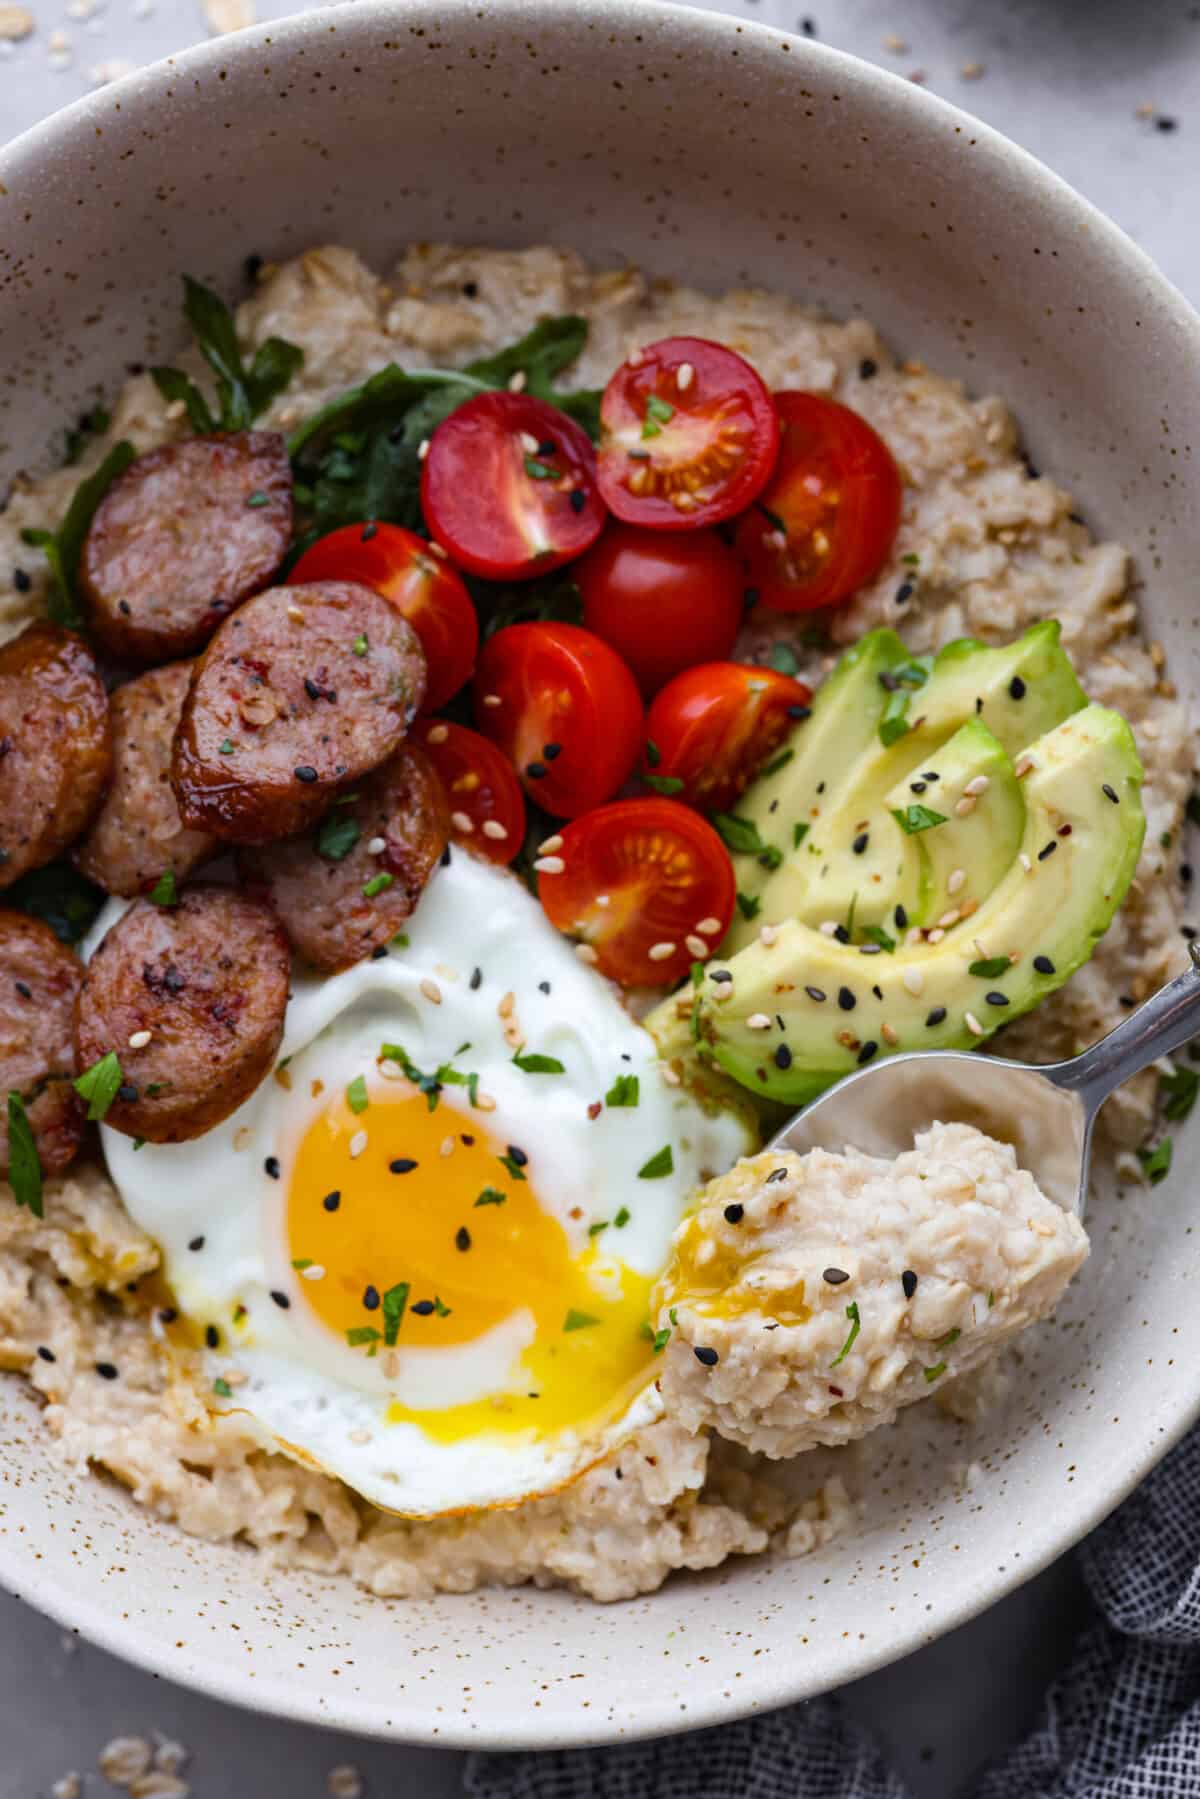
[3,0,1200,1750]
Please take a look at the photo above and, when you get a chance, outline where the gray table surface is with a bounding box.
[2,1,1196,1793]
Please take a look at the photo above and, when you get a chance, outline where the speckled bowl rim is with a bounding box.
[3,0,1200,1751]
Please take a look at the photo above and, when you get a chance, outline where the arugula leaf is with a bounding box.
[1161,1064,1200,1123]
[563,1308,601,1332]
[73,1051,123,1122]
[21,442,137,627]
[6,1093,43,1219]
[638,1145,674,1180]
[151,276,303,434]
[605,1074,640,1108]
[316,811,361,862]
[382,1281,410,1347]
[1139,1138,1173,1185]
[148,870,178,908]
[891,804,948,835]
[830,1301,861,1369]
[463,315,590,398]
[512,1051,566,1075]
[6,860,104,945]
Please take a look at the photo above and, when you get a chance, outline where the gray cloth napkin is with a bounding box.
[465,1423,1200,1798]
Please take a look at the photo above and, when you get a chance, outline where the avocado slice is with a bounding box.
[883,719,1025,928]
[721,621,1087,952]
[669,703,1144,1107]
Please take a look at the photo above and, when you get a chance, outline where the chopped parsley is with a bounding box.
[924,1361,948,1383]
[644,739,662,768]
[345,1074,369,1115]
[605,1073,640,1108]
[212,1377,233,1399]
[891,804,948,835]
[499,1150,529,1182]
[641,393,675,438]
[711,813,770,857]
[588,1220,609,1236]
[969,956,1011,979]
[766,642,800,677]
[512,1050,566,1075]
[736,890,762,921]
[73,1052,123,1123]
[317,812,362,862]
[614,1206,631,1228]
[1160,1065,1200,1122]
[642,772,685,796]
[474,1187,507,1207]
[148,869,178,907]
[352,634,369,657]
[382,1282,410,1346]
[934,1327,962,1351]
[637,1145,674,1180]
[762,747,794,779]
[6,1093,43,1219]
[830,1301,861,1369]
[523,455,558,480]
[563,1308,601,1332]
[346,1325,381,1348]
[641,1320,672,1353]
[1139,1138,1173,1185]
[362,872,394,899]
[793,823,809,850]
[861,924,895,953]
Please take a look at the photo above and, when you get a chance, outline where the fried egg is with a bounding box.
[94,849,752,1515]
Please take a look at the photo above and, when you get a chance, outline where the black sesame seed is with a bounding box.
[922,772,938,782]
[872,984,883,1001]
[507,1144,529,1166]
[270,1290,291,1309]
[13,568,31,594]
[1102,783,1120,805]
[264,1156,280,1179]
[363,1286,380,1310]
[569,489,587,515]
[823,1267,849,1285]
[975,696,983,715]
[694,1346,719,1367]
[470,967,483,990]
[1156,114,1179,132]
[455,1226,472,1252]
[837,987,856,1011]
[462,280,479,297]
[852,832,869,855]
[766,1168,788,1183]
[189,1235,206,1252]
[1037,841,1057,861]
[538,980,551,994]
[805,985,826,1003]
[926,1006,947,1027]
[1183,865,1194,885]
[894,905,908,929]
[525,761,547,780]
[205,1325,220,1349]
[294,765,318,783]
[902,1270,918,1299]
[323,1190,341,1211]
[440,844,452,866]
[894,581,914,607]
[817,782,826,795]
[910,781,927,795]
[95,1362,119,1381]
[801,15,817,35]
[14,979,31,999]
[159,1307,178,1325]
[857,1041,879,1064]
[1184,926,1197,942]
[1033,955,1055,975]
[244,252,263,279]
[985,991,1010,1007]
[774,1044,793,1070]
[834,925,851,944]
[859,357,878,379]
[370,945,388,960]
[542,742,563,761]
[36,1346,55,1363]
[361,522,378,542]
[787,703,812,721]
[1119,995,1135,1009]
[304,677,321,700]
[1009,676,1027,700]
[389,1158,418,1174]
[117,1083,139,1103]
[723,1203,744,1224]
[411,1300,435,1316]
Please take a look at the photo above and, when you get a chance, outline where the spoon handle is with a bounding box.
[1049,942,1200,1116]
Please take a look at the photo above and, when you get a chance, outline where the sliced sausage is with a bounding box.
[238,743,450,971]
[171,581,427,846]
[76,661,220,898]
[0,622,112,890]
[73,885,290,1143]
[79,431,293,665]
[0,910,85,1176]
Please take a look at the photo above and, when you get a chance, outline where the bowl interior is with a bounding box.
[2,0,1199,1749]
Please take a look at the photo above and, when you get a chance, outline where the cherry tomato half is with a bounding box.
[289,522,478,712]
[537,798,735,988]
[641,662,813,816]
[411,718,526,865]
[735,393,902,612]
[597,336,779,532]
[421,392,606,581]
[573,522,744,698]
[473,621,644,819]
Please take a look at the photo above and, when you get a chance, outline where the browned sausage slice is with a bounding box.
[0,910,85,1176]
[0,622,112,890]
[73,885,289,1143]
[171,581,427,845]
[239,743,450,971]
[76,661,219,898]
[79,432,292,664]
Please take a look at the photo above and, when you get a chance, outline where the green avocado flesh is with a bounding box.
[647,628,1144,1109]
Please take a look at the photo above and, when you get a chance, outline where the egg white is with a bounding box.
[93,850,751,1515]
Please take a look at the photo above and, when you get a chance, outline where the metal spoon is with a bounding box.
[768,942,1200,1216]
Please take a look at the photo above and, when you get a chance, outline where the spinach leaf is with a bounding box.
[151,276,303,434]
[20,442,136,628]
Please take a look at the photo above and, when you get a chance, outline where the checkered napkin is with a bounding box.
[465,1423,1200,1798]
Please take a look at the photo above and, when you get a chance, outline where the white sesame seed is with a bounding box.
[377,1058,411,1083]
[300,1263,326,1281]
[926,928,946,945]
[973,938,989,960]
[695,916,722,936]
[366,835,386,855]
[676,361,695,391]
[347,1429,371,1446]
[164,398,187,421]
[349,1130,368,1159]
[685,934,708,958]
[538,834,564,854]
[427,540,447,559]
[627,346,644,367]
[947,868,966,895]
[963,774,990,797]
[661,1065,682,1086]
[746,1013,772,1030]
[534,855,565,875]
[575,943,599,965]
[417,438,430,461]
[520,431,540,455]
[902,967,924,996]
[954,796,977,817]
[905,927,923,948]
[451,809,475,833]
[426,722,449,744]
[99,1739,153,1786]
[508,370,527,393]
[936,908,960,929]
[648,941,677,961]
[381,1349,400,1380]
[0,6,35,40]
[475,1091,498,1111]
[482,819,509,840]
[128,1029,152,1049]
[595,893,611,908]
[233,1125,252,1150]
[498,991,515,1019]
[881,1022,899,1045]
[286,603,305,623]
[482,692,503,708]
[819,920,839,937]
[712,985,734,1003]
[1019,852,1033,874]
[759,924,779,946]
[440,1136,456,1157]
[419,978,442,1005]
[965,1011,985,1037]
[1015,755,1035,778]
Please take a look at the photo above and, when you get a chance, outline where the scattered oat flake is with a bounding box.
[327,1768,365,1799]
[959,60,985,79]
[129,1774,191,1799]
[882,32,908,52]
[99,1735,154,1785]
[202,0,254,33]
[0,3,33,38]
[51,1778,82,1799]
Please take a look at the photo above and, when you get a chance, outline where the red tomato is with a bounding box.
[735,393,902,612]
[641,662,813,815]
[421,393,606,581]
[597,336,779,532]
[411,718,526,865]
[289,522,478,712]
[573,522,744,698]
[473,621,643,819]
[537,799,735,987]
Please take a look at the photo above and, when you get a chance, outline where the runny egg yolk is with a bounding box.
[658,1214,811,1325]
[287,1085,658,1443]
